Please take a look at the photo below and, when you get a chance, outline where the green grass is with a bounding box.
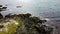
[0,31,8,34]
[0,20,23,34]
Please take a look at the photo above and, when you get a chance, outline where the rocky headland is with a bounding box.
[0,13,53,34]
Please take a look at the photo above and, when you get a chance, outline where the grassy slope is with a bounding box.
[0,20,23,34]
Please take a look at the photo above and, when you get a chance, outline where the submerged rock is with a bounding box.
[16,6,22,8]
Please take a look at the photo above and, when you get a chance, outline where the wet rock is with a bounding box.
[0,8,2,11]
[25,13,31,18]
[2,7,7,9]
[30,17,47,24]
[0,5,2,7]
[0,13,3,19]
[0,5,7,11]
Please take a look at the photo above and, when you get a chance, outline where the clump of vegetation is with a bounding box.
[7,21,23,34]
[0,17,23,34]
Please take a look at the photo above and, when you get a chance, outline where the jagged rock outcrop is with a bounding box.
[0,5,7,11]
[0,13,53,34]
[9,13,53,34]
[0,13,3,19]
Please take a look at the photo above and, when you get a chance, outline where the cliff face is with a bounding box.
[0,13,53,34]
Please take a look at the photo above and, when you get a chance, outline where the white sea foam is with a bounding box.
[45,18,50,21]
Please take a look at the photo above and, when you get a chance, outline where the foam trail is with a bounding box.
[43,18,50,21]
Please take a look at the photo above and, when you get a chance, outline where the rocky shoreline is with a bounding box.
[0,13,54,34]
[0,5,54,34]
